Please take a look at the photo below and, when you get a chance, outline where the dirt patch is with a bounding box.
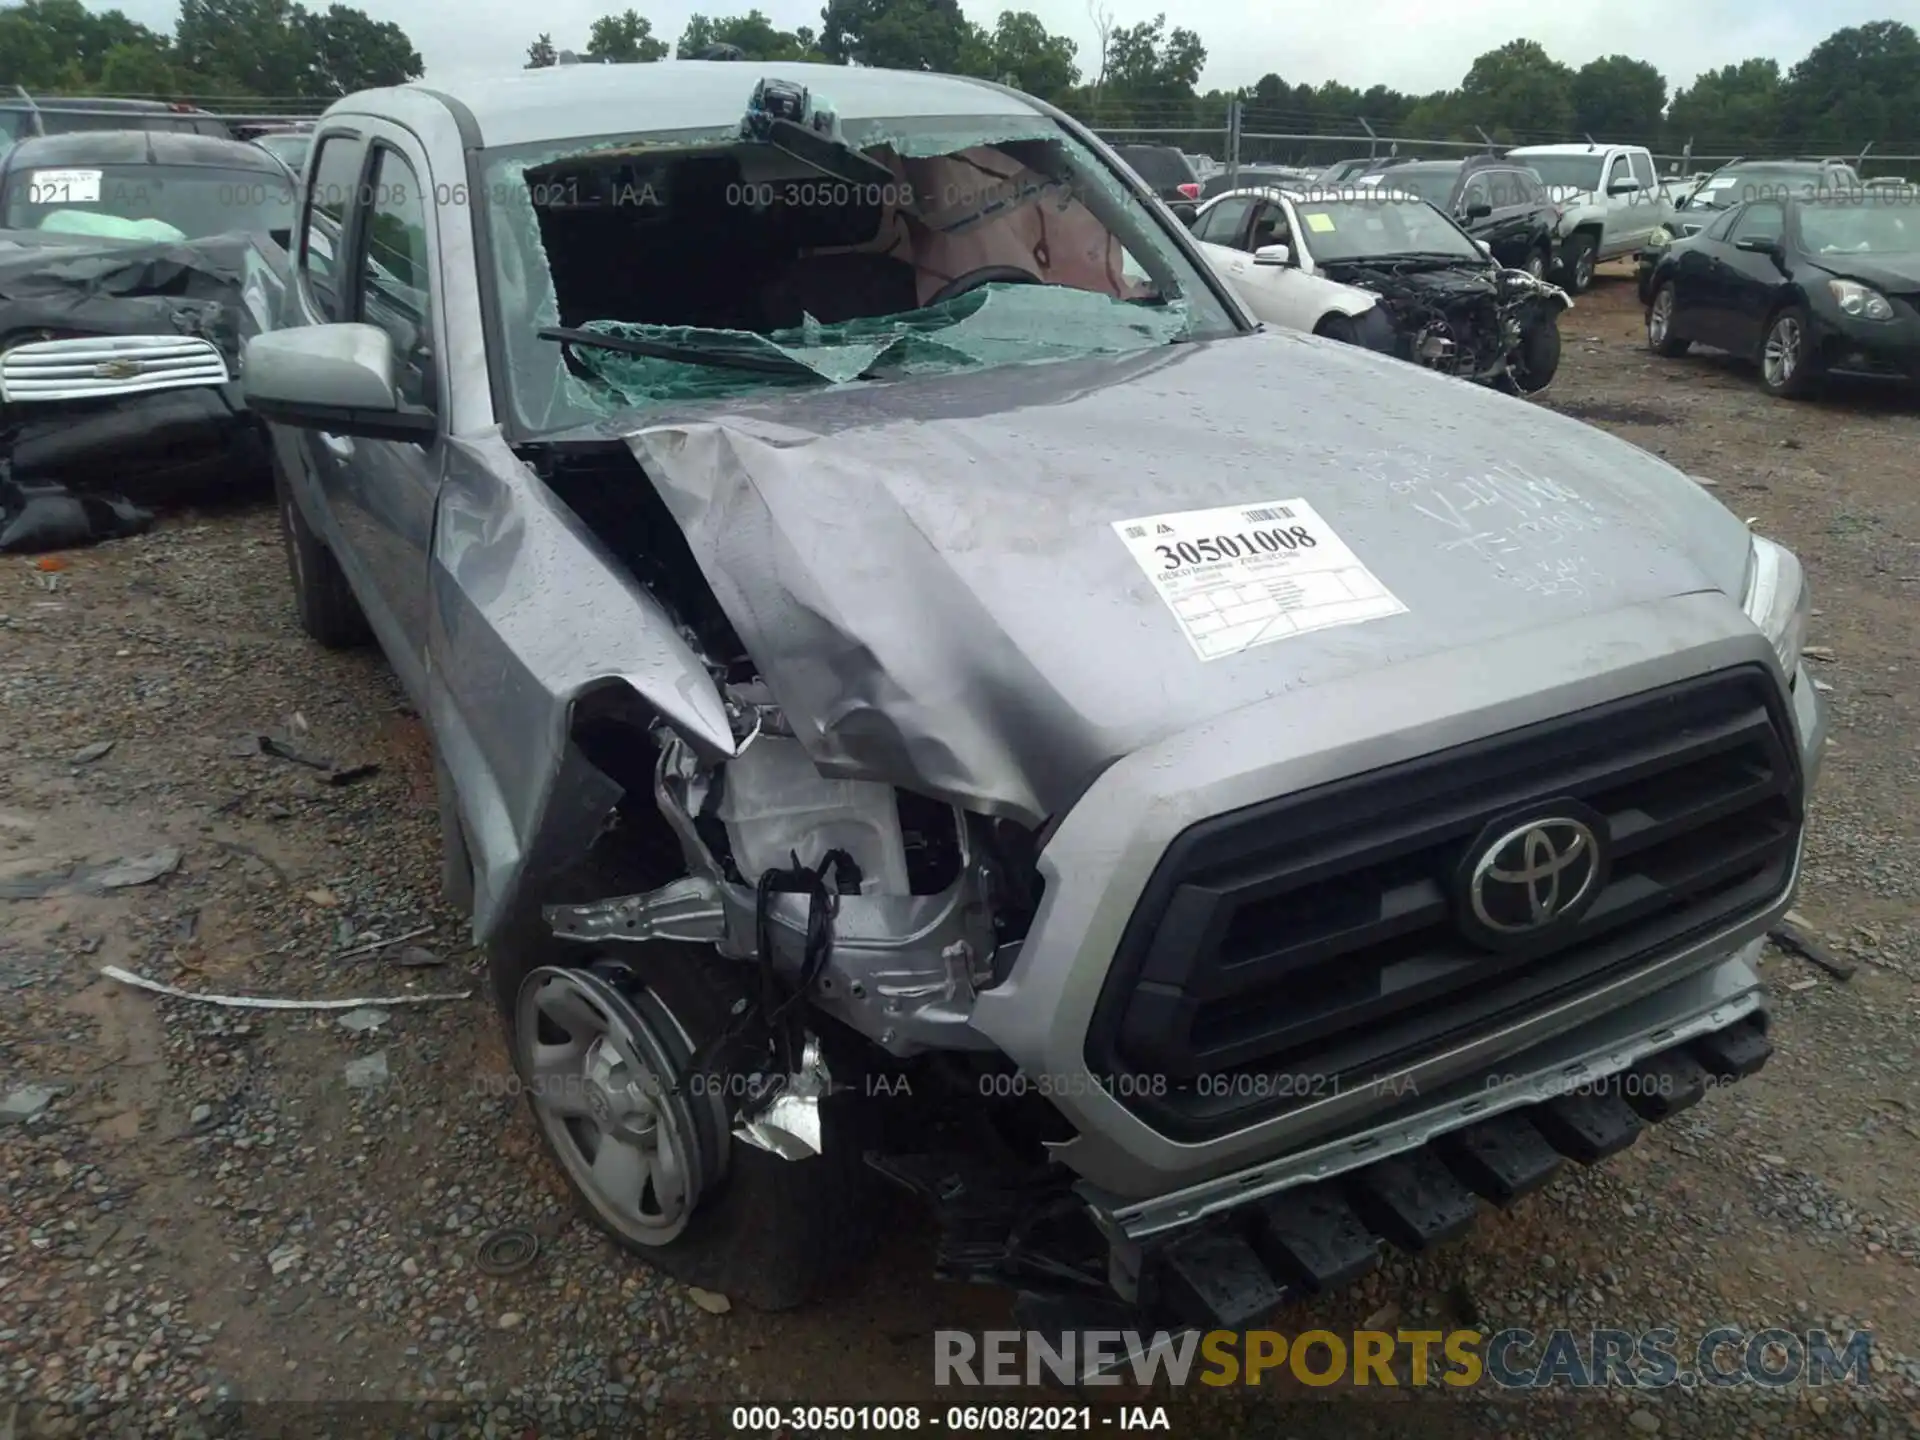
[1548,398,1679,426]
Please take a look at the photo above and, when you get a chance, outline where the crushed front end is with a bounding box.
[1324,258,1570,391]
[542,547,1822,1346]
[0,234,277,501]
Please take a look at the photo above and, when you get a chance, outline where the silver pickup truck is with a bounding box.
[238,62,1825,1347]
[1509,143,1674,293]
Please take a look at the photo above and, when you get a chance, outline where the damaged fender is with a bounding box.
[428,431,736,941]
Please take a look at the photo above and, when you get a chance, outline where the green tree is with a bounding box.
[526,32,557,67]
[173,0,419,99]
[1458,38,1575,140]
[96,38,186,94]
[1102,14,1203,96]
[819,0,977,72]
[1780,21,1920,152]
[175,0,311,97]
[982,11,1077,100]
[1666,58,1783,153]
[301,3,422,95]
[0,0,173,90]
[1572,54,1666,139]
[676,10,822,61]
[584,9,669,62]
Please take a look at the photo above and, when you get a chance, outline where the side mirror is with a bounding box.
[1252,243,1291,266]
[1464,202,1493,220]
[1474,238,1492,257]
[1169,201,1198,225]
[242,323,435,443]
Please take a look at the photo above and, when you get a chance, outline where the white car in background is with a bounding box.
[1187,184,1571,392]
[1186,185,1414,341]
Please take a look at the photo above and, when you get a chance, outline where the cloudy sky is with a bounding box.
[116,0,1895,97]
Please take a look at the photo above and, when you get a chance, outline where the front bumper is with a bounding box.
[1,380,267,498]
[971,595,1826,1205]
[1807,297,1920,380]
[1022,995,1776,1344]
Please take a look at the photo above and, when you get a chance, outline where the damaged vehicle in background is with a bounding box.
[240,63,1824,1340]
[1189,183,1570,392]
[0,130,294,531]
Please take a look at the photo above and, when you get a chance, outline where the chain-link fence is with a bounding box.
[1073,95,1920,182]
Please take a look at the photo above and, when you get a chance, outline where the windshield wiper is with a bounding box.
[539,325,864,378]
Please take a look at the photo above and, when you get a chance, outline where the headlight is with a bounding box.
[1742,534,1811,674]
[1647,225,1672,247]
[1828,278,1894,320]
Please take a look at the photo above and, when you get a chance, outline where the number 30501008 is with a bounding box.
[1155,525,1316,570]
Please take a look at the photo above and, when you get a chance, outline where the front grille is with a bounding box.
[1085,667,1802,1140]
[0,334,228,403]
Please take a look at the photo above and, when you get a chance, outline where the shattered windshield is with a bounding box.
[1293,195,1479,263]
[480,109,1239,434]
[1515,155,1605,192]
[0,163,294,240]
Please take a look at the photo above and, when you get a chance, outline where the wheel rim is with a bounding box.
[1526,252,1545,277]
[1649,289,1672,344]
[1764,317,1800,387]
[1576,251,1594,286]
[515,966,720,1246]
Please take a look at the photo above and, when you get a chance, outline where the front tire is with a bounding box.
[487,860,878,1310]
[1496,314,1562,395]
[1759,305,1820,399]
[1647,283,1691,357]
[1314,313,1360,344]
[272,453,371,648]
[1561,233,1598,294]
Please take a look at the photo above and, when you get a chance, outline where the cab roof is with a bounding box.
[331,61,1048,151]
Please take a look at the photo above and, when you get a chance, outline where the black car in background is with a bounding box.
[1358,157,1559,275]
[1644,189,1920,398]
[1636,158,1865,302]
[1111,143,1202,220]
[0,130,297,499]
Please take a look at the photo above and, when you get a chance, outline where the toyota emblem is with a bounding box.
[1462,809,1607,943]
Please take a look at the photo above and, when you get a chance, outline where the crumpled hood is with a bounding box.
[622,328,1753,826]
[0,231,280,362]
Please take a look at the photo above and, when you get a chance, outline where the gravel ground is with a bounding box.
[3,267,1919,1438]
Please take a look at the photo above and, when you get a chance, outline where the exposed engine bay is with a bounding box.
[1324,257,1570,391]
[530,444,1056,1168]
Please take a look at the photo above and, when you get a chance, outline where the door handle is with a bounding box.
[319,432,355,459]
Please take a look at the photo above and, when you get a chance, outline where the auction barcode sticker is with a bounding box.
[28,169,102,205]
[1111,498,1407,662]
